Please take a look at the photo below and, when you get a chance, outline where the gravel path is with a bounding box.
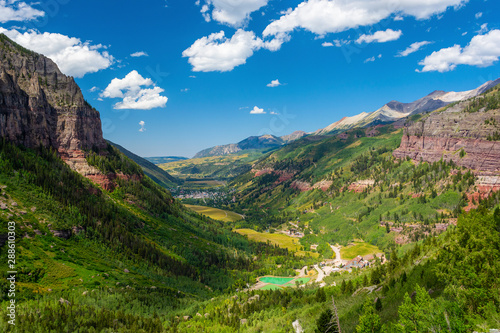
[330,244,347,266]
[314,265,325,283]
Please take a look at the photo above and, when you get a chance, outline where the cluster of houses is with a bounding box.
[320,253,385,273]
[176,190,225,200]
[286,228,304,238]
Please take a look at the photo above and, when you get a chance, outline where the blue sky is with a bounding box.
[1,0,499,157]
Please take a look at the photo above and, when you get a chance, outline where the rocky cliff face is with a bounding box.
[0,34,107,154]
[393,95,500,173]
[0,34,120,190]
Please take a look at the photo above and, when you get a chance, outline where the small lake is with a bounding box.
[259,277,295,285]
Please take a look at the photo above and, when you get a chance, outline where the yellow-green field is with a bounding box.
[340,242,383,260]
[184,180,225,187]
[185,204,243,222]
[234,229,318,257]
[159,153,254,178]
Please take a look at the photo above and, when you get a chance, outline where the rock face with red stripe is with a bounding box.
[393,98,500,173]
[0,34,107,154]
[0,34,132,192]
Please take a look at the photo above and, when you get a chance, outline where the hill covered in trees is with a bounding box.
[0,33,499,332]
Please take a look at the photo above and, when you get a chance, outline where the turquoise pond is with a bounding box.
[259,277,294,285]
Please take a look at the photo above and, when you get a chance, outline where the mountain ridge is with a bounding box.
[314,78,500,135]
[108,140,180,188]
[193,131,307,158]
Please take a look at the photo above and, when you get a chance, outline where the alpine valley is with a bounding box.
[1,31,500,333]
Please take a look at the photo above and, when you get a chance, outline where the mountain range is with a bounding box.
[144,156,188,164]
[189,79,500,160]
[314,78,500,135]
[1,32,500,331]
[193,131,307,158]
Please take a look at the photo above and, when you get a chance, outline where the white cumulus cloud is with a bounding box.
[263,0,467,38]
[0,28,114,77]
[200,0,269,27]
[101,70,168,110]
[266,79,282,87]
[321,42,333,47]
[418,29,500,72]
[477,23,488,34]
[0,0,44,23]
[397,41,432,57]
[475,12,482,19]
[182,29,285,72]
[332,39,351,47]
[130,51,148,57]
[356,29,402,44]
[250,106,265,114]
[139,121,146,132]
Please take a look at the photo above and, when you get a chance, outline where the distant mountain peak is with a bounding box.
[193,131,307,158]
[314,78,500,136]
[281,130,307,143]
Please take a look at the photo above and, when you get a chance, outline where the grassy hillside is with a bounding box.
[219,123,490,259]
[184,204,243,222]
[159,149,273,181]
[0,141,307,331]
[341,242,383,260]
[145,156,188,164]
[109,140,180,188]
[234,228,318,257]
[146,205,500,332]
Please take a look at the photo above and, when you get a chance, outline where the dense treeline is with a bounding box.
[0,140,298,297]
[0,140,200,279]
[86,144,143,176]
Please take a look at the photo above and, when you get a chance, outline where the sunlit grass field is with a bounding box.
[185,204,243,222]
[234,229,318,257]
[340,241,383,260]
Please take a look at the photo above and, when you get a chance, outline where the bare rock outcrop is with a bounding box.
[393,99,500,173]
[0,35,138,190]
[0,35,107,153]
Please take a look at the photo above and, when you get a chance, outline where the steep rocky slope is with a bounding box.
[280,130,308,143]
[0,34,106,153]
[393,84,500,174]
[0,34,260,331]
[0,34,128,189]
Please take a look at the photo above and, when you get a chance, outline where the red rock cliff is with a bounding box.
[0,34,107,153]
[393,97,500,173]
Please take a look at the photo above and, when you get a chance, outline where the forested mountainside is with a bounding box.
[0,33,499,332]
[0,34,305,331]
[228,86,500,247]
[109,140,180,188]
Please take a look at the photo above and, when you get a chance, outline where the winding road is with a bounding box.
[330,244,346,266]
[314,265,325,283]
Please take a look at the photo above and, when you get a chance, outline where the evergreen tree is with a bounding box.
[316,287,327,302]
[316,309,338,333]
[356,299,382,333]
[363,274,368,287]
[375,298,382,312]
